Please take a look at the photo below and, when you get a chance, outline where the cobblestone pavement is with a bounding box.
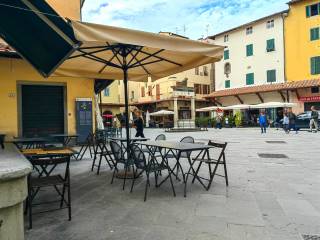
[25,128,320,240]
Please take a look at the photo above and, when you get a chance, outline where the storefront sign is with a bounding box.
[299,96,320,102]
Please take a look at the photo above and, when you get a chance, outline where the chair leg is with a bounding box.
[91,151,97,172]
[144,172,150,201]
[130,169,138,193]
[122,165,129,190]
[67,183,71,221]
[28,185,32,229]
[60,184,66,208]
[111,163,118,184]
[168,168,176,197]
[192,161,203,184]
[207,163,220,191]
[97,154,103,175]
[223,160,229,186]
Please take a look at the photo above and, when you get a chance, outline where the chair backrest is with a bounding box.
[207,140,227,162]
[130,144,146,169]
[155,134,166,141]
[180,136,195,143]
[110,141,122,160]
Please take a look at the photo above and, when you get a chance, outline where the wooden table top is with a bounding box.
[21,148,76,156]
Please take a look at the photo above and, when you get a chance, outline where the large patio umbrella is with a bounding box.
[54,21,224,146]
[196,106,225,112]
[251,102,296,109]
[223,104,252,110]
[149,110,175,116]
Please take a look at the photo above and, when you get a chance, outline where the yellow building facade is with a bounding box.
[0,0,95,139]
[285,0,320,82]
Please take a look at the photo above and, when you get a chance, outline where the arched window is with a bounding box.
[224,63,231,77]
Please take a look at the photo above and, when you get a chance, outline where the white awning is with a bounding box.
[250,102,297,109]
[149,110,174,116]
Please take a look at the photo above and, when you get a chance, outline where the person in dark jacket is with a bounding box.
[134,110,145,138]
[288,108,298,134]
[310,106,319,133]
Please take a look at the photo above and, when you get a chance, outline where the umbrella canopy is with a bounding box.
[146,110,150,128]
[251,102,297,109]
[223,104,252,110]
[196,106,225,112]
[55,21,224,81]
[150,110,175,116]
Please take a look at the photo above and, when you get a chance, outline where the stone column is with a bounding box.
[0,143,32,240]
[191,96,196,128]
[174,97,178,128]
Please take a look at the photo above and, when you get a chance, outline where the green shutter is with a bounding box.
[311,57,320,75]
[267,70,276,83]
[225,80,230,88]
[246,44,253,56]
[310,28,320,41]
[224,50,229,60]
[267,39,275,52]
[246,73,254,85]
[306,5,311,17]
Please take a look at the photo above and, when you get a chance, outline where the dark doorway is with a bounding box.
[21,85,65,137]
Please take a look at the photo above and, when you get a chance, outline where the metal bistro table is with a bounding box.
[139,140,213,197]
[11,137,48,150]
[50,134,79,146]
[21,147,77,158]
[110,137,150,179]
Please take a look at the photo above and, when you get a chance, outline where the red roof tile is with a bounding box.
[207,79,320,98]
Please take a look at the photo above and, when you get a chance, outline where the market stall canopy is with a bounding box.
[150,110,175,116]
[223,104,252,110]
[54,20,225,81]
[0,0,77,77]
[250,102,297,109]
[196,106,225,112]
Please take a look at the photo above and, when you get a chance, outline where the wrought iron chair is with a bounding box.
[91,133,114,174]
[75,132,94,160]
[109,140,134,190]
[130,144,176,201]
[26,156,71,229]
[191,140,228,190]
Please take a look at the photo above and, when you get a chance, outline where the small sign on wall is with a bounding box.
[299,96,320,102]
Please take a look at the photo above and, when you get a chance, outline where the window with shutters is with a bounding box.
[267,70,276,83]
[195,67,199,75]
[225,80,230,89]
[141,87,145,97]
[311,56,320,75]
[267,20,274,29]
[202,85,210,94]
[306,3,320,17]
[310,27,320,41]
[148,86,153,96]
[246,73,254,85]
[246,26,253,35]
[224,34,229,42]
[194,84,201,94]
[104,88,110,96]
[246,44,253,56]
[266,39,275,52]
[224,50,229,60]
[203,66,208,76]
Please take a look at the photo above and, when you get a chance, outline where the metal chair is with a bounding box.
[91,133,114,174]
[26,156,71,229]
[191,140,228,190]
[109,140,134,190]
[75,132,94,160]
[130,144,176,201]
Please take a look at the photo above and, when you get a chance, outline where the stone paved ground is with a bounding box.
[25,128,320,240]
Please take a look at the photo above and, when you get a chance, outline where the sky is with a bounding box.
[82,0,289,40]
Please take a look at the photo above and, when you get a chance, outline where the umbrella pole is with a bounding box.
[123,67,130,148]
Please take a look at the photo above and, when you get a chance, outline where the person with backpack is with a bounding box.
[310,106,319,133]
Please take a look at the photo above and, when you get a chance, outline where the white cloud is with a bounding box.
[82,0,288,39]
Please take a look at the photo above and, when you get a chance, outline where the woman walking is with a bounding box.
[283,113,289,133]
[133,110,145,138]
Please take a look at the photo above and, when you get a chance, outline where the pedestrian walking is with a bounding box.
[283,113,289,133]
[288,108,298,133]
[216,115,222,129]
[310,106,319,133]
[259,112,267,134]
[133,110,145,138]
